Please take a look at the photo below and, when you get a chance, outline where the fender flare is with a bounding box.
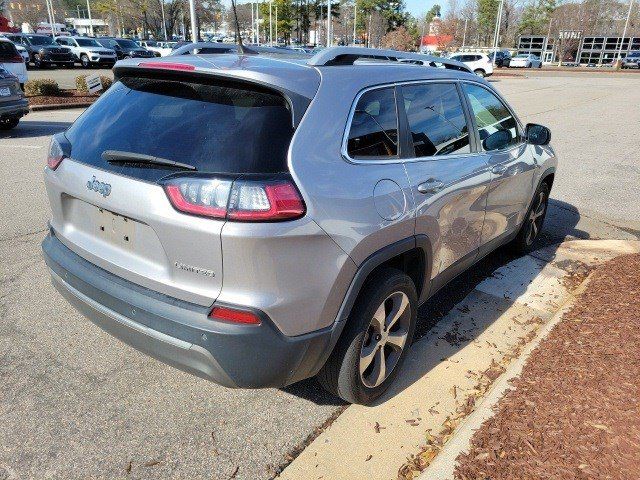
[305,235,434,378]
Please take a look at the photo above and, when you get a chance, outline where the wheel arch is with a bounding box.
[308,235,434,379]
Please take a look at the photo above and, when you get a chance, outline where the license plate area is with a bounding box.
[0,87,10,97]
[96,207,136,251]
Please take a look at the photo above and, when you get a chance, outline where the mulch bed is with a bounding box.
[455,253,640,480]
[27,90,99,107]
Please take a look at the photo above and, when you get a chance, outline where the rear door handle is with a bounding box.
[417,179,445,194]
[491,164,508,175]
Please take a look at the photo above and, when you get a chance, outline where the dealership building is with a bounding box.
[518,34,640,64]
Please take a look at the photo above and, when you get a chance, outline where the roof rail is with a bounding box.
[307,46,472,73]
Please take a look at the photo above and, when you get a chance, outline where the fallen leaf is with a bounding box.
[125,461,132,474]
[365,455,372,462]
[143,459,161,468]
[228,466,239,479]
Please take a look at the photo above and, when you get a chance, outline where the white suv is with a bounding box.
[55,36,117,68]
[449,53,494,77]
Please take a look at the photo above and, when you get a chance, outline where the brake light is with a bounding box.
[162,176,305,222]
[47,137,66,170]
[209,306,261,325]
[7,53,24,63]
[138,62,195,71]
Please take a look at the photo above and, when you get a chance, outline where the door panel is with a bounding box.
[400,82,490,279]
[461,82,537,244]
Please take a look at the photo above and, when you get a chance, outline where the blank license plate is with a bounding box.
[0,87,10,97]
[95,207,135,250]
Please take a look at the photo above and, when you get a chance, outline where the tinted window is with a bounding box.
[76,38,102,47]
[66,76,294,182]
[462,83,521,151]
[115,39,138,48]
[0,41,18,60]
[347,87,398,158]
[401,83,471,157]
[25,35,55,45]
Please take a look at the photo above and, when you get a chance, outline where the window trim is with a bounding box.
[342,84,401,162]
[341,79,481,165]
[459,79,526,155]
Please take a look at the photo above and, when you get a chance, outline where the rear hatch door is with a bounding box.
[45,72,295,306]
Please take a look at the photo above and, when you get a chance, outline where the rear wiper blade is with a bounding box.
[102,150,197,171]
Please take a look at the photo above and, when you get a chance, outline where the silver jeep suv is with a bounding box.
[42,47,556,404]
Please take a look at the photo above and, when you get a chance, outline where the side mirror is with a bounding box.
[526,123,551,145]
[482,129,512,151]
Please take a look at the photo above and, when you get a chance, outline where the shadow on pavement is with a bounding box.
[0,120,72,139]
[284,198,583,405]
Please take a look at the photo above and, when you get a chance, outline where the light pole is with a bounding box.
[269,0,273,45]
[86,0,94,36]
[45,0,55,36]
[461,18,468,48]
[327,0,331,46]
[188,0,197,41]
[275,6,278,45]
[617,0,634,64]
[160,0,168,40]
[352,2,357,45]
[491,0,504,65]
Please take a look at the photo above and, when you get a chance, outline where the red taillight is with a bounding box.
[162,176,305,222]
[138,62,195,71]
[7,53,24,63]
[209,306,261,325]
[228,181,306,221]
[47,137,66,170]
[165,184,228,219]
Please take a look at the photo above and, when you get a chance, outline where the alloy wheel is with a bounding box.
[359,291,411,388]
[526,190,547,245]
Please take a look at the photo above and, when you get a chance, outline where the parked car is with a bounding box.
[621,51,640,69]
[54,36,117,68]
[0,38,27,86]
[138,40,163,57]
[509,53,542,68]
[0,66,28,129]
[94,37,155,60]
[41,47,555,405]
[448,52,494,77]
[489,50,511,68]
[3,33,74,68]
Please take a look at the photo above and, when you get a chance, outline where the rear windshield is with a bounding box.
[65,75,294,182]
[0,41,18,59]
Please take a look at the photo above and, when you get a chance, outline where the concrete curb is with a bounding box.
[278,240,640,480]
[29,102,94,112]
[419,277,592,479]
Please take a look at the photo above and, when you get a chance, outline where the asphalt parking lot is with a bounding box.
[1,72,639,479]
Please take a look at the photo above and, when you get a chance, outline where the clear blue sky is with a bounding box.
[405,0,443,18]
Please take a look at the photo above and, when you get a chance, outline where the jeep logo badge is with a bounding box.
[87,176,112,197]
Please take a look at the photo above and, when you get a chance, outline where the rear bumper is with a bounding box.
[42,233,334,388]
[0,99,29,119]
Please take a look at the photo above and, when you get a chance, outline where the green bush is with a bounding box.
[75,75,113,93]
[24,79,60,96]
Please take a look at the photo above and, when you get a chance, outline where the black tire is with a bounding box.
[0,117,20,130]
[317,268,417,404]
[510,182,550,254]
[474,69,486,77]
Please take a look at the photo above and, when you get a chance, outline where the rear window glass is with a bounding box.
[0,41,18,59]
[65,76,294,182]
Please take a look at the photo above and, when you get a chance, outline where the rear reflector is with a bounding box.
[138,62,196,71]
[162,175,305,222]
[209,306,261,325]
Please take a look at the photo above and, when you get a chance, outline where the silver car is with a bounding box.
[42,47,556,404]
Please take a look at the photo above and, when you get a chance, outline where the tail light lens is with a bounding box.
[209,306,261,325]
[47,137,66,170]
[8,53,24,63]
[162,175,305,222]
